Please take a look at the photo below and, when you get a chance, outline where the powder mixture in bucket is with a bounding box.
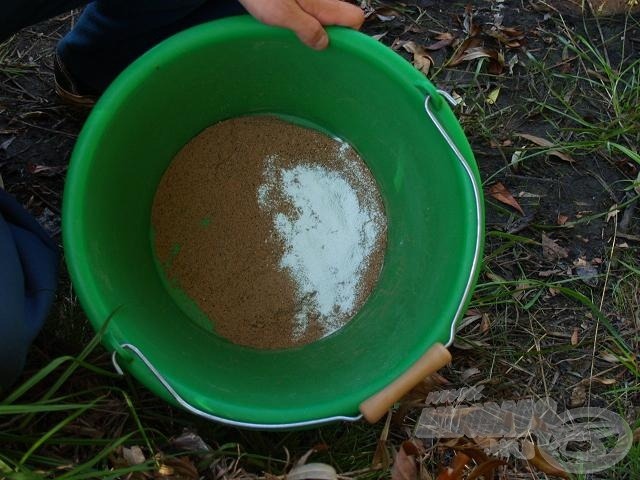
[151,116,386,349]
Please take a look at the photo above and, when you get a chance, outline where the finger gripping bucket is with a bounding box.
[63,16,484,429]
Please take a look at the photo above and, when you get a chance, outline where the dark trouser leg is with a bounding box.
[1,0,88,43]
[57,0,246,94]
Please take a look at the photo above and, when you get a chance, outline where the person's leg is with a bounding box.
[2,0,88,42]
[56,0,246,97]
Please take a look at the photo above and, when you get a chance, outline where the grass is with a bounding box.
[522,23,640,166]
[1,3,639,479]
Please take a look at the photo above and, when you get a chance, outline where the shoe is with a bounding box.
[53,54,98,107]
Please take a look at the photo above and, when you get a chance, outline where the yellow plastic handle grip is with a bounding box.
[359,343,452,423]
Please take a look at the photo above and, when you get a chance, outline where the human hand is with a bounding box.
[237,0,365,50]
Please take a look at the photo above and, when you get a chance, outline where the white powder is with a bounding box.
[258,141,385,339]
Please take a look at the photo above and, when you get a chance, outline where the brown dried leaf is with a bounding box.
[447,37,482,66]
[515,133,575,163]
[480,313,490,333]
[488,56,505,75]
[571,327,579,345]
[582,376,617,385]
[541,233,569,260]
[557,214,569,225]
[489,182,525,215]
[486,26,525,47]
[500,26,525,37]
[372,411,391,469]
[391,441,419,480]
[527,445,570,479]
[395,40,433,75]
[413,53,433,75]
[467,458,508,480]
[425,33,456,51]
[372,438,391,470]
[457,446,489,465]
[436,452,471,480]
[456,46,498,63]
[600,352,620,363]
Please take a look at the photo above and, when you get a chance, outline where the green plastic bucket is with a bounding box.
[63,16,484,429]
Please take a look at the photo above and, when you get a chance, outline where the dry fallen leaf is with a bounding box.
[486,87,500,105]
[515,133,575,163]
[391,441,420,480]
[489,182,525,215]
[486,27,525,47]
[480,313,490,333]
[394,40,434,75]
[425,32,456,51]
[446,37,482,66]
[557,214,569,225]
[580,376,617,386]
[436,452,471,480]
[455,46,497,63]
[372,411,391,469]
[606,204,620,222]
[570,384,586,407]
[466,458,508,480]
[541,233,569,260]
[526,445,569,479]
[123,446,146,466]
[600,352,621,363]
[461,367,481,382]
[171,430,212,452]
[571,327,579,345]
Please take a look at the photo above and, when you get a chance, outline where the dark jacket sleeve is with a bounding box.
[0,190,59,390]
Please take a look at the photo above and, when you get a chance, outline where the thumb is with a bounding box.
[278,4,329,50]
[238,0,329,50]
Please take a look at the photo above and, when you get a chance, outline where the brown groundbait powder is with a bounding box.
[152,116,386,349]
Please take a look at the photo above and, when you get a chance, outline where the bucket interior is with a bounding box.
[63,17,480,426]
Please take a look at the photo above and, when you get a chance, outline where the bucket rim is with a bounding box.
[63,15,484,429]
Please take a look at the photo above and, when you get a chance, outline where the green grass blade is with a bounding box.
[0,404,94,415]
[55,433,134,480]
[18,397,103,465]
[2,356,75,405]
